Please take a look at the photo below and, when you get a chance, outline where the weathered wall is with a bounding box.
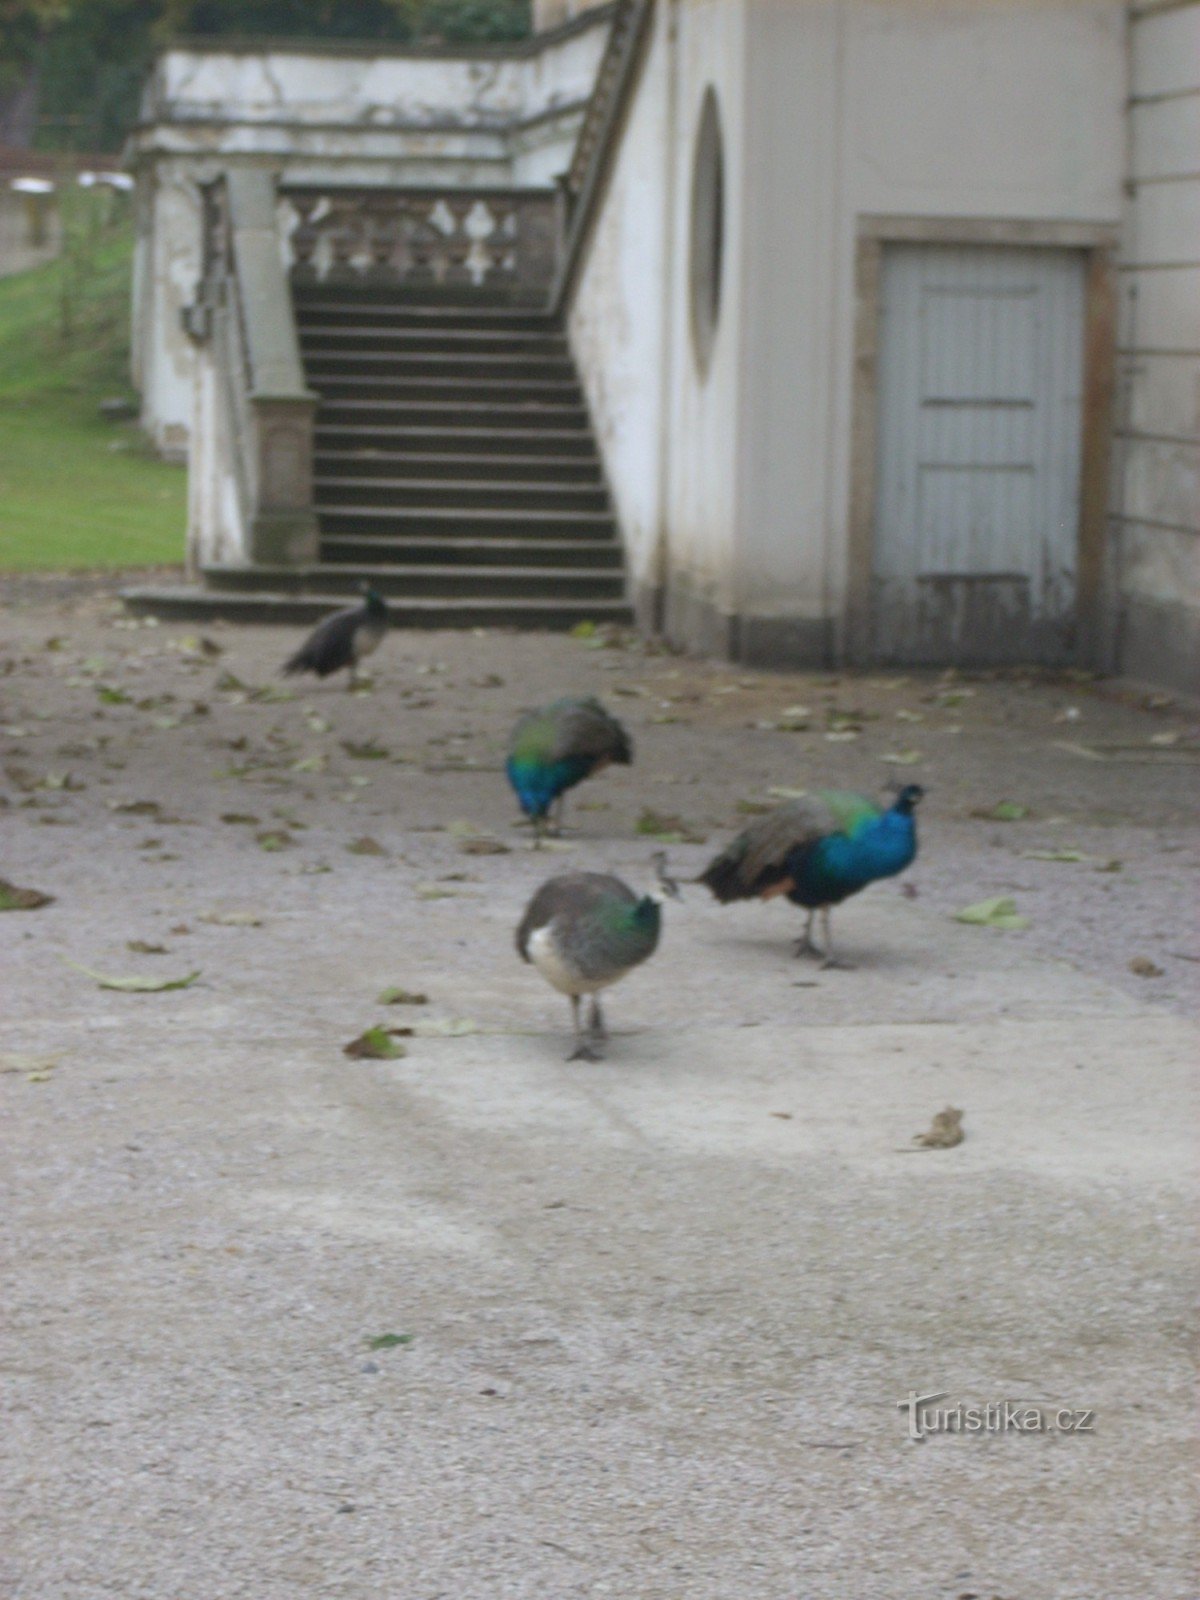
[568,0,748,652]
[131,15,610,453]
[1114,0,1200,692]
[567,0,1127,663]
[739,0,1126,661]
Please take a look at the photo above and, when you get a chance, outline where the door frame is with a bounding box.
[844,215,1118,668]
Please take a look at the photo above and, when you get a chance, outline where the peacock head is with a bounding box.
[893,783,925,815]
[650,849,682,901]
[361,582,387,613]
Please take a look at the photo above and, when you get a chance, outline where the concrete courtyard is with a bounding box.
[2,574,1196,1599]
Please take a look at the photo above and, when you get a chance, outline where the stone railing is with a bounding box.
[184,170,318,570]
[279,185,560,295]
[551,0,654,310]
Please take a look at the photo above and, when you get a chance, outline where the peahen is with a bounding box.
[283,584,388,687]
[516,852,679,1060]
[699,785,923,966]
[506,696,632,842]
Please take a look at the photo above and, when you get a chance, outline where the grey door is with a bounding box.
[872,242,1086,664]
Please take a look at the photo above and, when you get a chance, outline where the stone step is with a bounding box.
[298,324,569,357]
[302,351,578,382]
[314,449,602,483]
[316,505,618,539]
[316,537,623,569]
[314,375,583,403]
[312,475,609,512]
[315,400,589,430]
[202,564,625,601]
[293,300,558,333]
[314,423,597,456]
[122,586,632,630]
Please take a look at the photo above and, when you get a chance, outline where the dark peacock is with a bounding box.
[506,696,632,842]
[699,785,923,966]
[283,585,388,687]
[516,852,679,1060]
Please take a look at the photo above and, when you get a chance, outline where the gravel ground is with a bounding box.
[2,573,1197,1598]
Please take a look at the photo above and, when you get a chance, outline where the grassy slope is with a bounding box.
[0,207,186,570]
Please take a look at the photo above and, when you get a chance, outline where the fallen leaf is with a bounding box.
[415,884,455,900]
[198,910,263,927]
[458,836,509,856]
[954,896,1029,931]
[973,801,1030,822]
[1129,956,1164,979]
[569,620,597,639]
[64,960,201,992]
[342,740,390,760]
[912,1106,965,1149]
[364,1332,414,1349]
[1021,849,1089,863]
[0,1052,61,1075]
[220,812,259,826]
[291,755,327,773]
[347,836,387,857]
[635,807,706,844]
[377,987,428,1006]
[256,830,295,852]
[343,1026,408,1060]
[96,685,131,705]
[0,879,54,911]
[126,940,168,954]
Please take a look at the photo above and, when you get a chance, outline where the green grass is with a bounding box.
[0,198,186,571]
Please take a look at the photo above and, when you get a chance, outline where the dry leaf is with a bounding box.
[912,1107,965,1149]
[954,896,1029,931]
[0,879,54,911]
[343,1027,407,1060]
[1129,956,1164,979]
[199,911,263,927]
[64,960,201,992]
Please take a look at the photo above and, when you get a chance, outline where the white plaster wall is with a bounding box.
[142,167,203,458]
[1114,0,1200,687]
[568,0,1126,655]
[568,0,748,637]
[737,0,1126,640]
[568,0,672,599]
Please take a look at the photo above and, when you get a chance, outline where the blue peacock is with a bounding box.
[700,785,923,965]
[506,696,632,842]
[516,853,679,1060]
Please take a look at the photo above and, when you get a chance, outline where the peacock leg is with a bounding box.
[531,813,547,851]
[819,906,855,970]
[793,909,822,960]
[567,995,601,1061]
[587,997,608,1042]
[550,793,566,835]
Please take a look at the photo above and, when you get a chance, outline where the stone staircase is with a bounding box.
[127,283,630,629]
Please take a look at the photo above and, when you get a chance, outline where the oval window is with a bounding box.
[689,86,724,376]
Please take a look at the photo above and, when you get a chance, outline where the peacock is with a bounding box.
[516,852,679,1060]
[506,696,632,842]
[699,785,923,966]
[283,584,388,687]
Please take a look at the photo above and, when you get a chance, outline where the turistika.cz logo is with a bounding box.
[899,1392,1096,1442]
